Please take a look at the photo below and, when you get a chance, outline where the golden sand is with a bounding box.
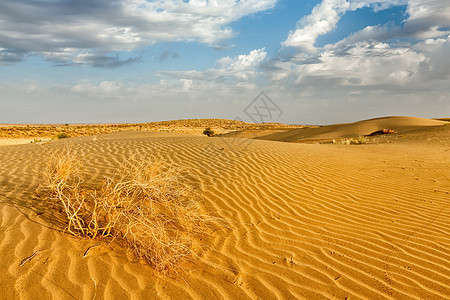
[0,117,449,299]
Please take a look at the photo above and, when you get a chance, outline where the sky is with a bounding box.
[0,0,449,125]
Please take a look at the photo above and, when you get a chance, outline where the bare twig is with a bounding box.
[20,250,41,266]
[83,244,100,258]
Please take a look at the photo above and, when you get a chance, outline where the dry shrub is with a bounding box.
[39,148,89,236]
[38,148,219,272]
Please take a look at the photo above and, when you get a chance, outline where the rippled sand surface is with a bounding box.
[0,124,449,299]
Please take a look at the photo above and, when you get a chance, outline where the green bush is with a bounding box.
[203,127,215,137]
[55,132,70,139]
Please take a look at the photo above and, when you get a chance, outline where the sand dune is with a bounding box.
[248,116,449,142]
[0,138,41,147]
[0,123,449,299]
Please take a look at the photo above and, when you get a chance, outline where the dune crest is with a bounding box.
[252,116,449,142]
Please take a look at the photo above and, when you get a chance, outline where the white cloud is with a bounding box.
[160,48,267,85]
[333,24,395,45]
[278,0,449,91]
[284,0,350,52]
[181,79,193,91]
[283,0,408,51]
[413,35,450,81]
[0,0,277,65]
[272,41,427,88]
[404,0,450,39]
[217,48,267,79]
[348,0,407,12]
[71,81,122,96]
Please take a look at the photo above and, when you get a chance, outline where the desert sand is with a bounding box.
[0,138,41,147]
[0,116,449,299]
[223,116,449,143]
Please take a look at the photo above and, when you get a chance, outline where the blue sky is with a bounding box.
[0,0,449,124]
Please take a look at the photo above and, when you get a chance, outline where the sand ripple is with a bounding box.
[0,131,449,299]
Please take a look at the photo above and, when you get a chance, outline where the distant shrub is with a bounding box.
[350,136,367,145]
[334,136,368,145]
[203,127,215,137]
[55,132,70,139]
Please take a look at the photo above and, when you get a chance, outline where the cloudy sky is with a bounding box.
[0,0,449,124]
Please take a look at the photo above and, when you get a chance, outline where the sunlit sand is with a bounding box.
[0,117,449,299]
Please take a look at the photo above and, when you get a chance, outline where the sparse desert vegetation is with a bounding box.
[37,148,220,273]
[203,127,215,137]
[0,119,304,140]
[330,136,368,145]
[351,136,368,144]
[54,132,71,139]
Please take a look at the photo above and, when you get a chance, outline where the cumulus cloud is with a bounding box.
[283,0,408,51]
[277,0,450,89]
[403,0,450,39]
[333,24,397,46]
[413,35,450,81]
[216,48,268,79]
[349,0,407,12]
[0,0,276,66]
[283,0,350,52]
[273,41,427,88]
[159,48,267,85]
[283,0,449,53]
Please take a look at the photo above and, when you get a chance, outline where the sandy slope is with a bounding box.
[0,138,36,147]
[0,127,449,299]
[249,116,449,142]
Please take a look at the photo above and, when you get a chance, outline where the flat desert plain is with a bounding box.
[0,116,449,299]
